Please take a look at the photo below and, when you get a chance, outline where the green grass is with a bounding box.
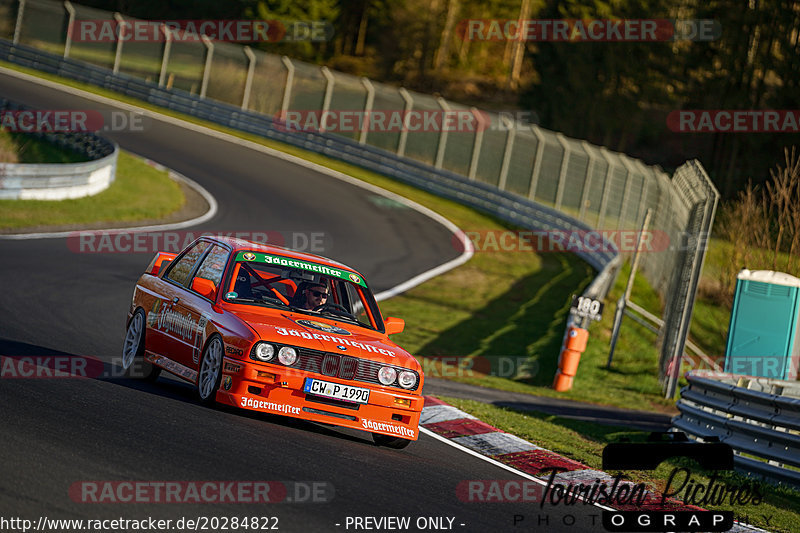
[0,129,88,163]
[440,396,800,533]
[384,253,677,412]
[0,151,184,229]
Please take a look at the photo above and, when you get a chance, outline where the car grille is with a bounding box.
[295,347,419,391]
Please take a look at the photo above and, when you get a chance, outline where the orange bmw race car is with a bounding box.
[122,236,423,448]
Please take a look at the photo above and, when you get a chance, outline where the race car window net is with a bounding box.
[224,258,381,331]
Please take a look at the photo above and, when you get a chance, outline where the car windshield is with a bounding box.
[222,251,383,332]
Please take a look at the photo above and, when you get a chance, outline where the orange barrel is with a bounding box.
[565,326,589,352]
[553,369,573,391]
[559,348,582,377]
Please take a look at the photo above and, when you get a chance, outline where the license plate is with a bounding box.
[303,378,370,404]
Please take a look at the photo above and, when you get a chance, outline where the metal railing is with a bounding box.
[673,371,800,487]
[0,0,719,389]
[0,98,117,199]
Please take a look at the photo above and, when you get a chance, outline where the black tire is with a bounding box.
[121,309,161,381]
[372,432,412,449]
[196,336,224,406]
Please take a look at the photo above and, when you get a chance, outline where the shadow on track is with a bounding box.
[0,336,376,447]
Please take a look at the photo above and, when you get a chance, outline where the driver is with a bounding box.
[293,281,329,310]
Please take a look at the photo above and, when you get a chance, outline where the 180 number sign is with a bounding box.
[570,295,604,321]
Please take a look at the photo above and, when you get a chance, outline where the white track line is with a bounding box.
[420,427,615,511]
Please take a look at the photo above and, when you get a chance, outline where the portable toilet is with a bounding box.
[724,269,800,379]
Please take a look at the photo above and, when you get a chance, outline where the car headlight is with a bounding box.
[378,366,397,385]
[253,342,275,361]
[278,346,297,366]
[398,370,417,389]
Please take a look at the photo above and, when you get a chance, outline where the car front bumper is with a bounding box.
[215,356,423,441]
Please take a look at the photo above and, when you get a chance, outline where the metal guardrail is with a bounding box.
[673,370,800,487]
[0,38,617,270]
[0,97,117,199]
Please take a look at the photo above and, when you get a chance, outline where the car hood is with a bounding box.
[229,308,419,370]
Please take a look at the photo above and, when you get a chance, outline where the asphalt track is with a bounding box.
[0,72,607,532]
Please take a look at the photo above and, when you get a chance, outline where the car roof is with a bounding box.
[207,236,364,277]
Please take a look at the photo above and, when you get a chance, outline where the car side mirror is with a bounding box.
[191,277,217,301]
[384,316,405,335]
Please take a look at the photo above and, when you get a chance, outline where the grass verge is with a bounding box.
[440,396,800,533]
[0,151,184,229]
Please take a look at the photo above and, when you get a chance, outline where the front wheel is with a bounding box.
[121,309,160,381]
[372,433,412,449]
[196,336,223,405]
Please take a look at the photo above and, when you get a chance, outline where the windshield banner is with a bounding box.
[236,251,367,288]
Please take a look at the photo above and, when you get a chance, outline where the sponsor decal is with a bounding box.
[295,319,351,336]
[223,361,242,373]
[225,291,238,299]
[192,315,210,364]
[222,375,233,391]
[239,395,301,414]
[274,327,397,357]
[225,346,244,356]
[154,306,199,341]
[243,252,256,261]
[145,354,198,382]
[348,273,361,284]
[361,418,415,438]
[146,300,162,327]
[234,251,367,288]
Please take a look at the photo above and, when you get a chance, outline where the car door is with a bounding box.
[173,243,231,369]
[147,240,212,368]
